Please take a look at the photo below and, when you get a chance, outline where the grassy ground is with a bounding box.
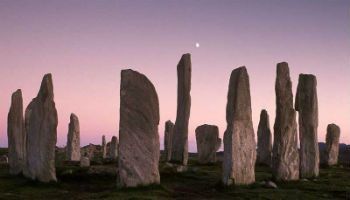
[1,149,350,199]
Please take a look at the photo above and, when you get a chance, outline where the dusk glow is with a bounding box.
[0,1,349,152]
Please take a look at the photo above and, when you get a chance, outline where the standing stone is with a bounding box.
[66,113,80,161]
[164,120,174,162]
[24,74,58,182]
[325,124,340,166]
[118,69,160,188]
[272,62,299,181]
[195,124,221,164]
[102,135,107,159]
[80,156,90,167]
[170,54,191,166]
[7,89,26,175]
[222,66,256,185]
[109,136,118,160]
[257,109,272,166]
[296,74,319,178]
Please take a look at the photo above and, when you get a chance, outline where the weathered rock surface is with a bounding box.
[24,74,58,182]
[7,89,26,175]
[257,109,272,166]
[102,135,107,159]
[195,124,221,164]
[222,66,256,185]
[109,136,118,160]
[325,124,340,166]
[164,120,174,162]
[296,74,319,178]
[170,54,191,165]
[272,62,299,181]
[0,155,9,164]
[118,69,160,188]
[80,156,90,167]
[66,113,80,161]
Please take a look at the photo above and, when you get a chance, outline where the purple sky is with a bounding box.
[0,0,349,152]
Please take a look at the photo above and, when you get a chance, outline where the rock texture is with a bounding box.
[195,124,221,164]
[272,62,299,181]
[118,69,160,188]
[109,136,118,160]
[295,74,319,178]
[222,66,256,185]
[24,74,58,182]
[7,89,26,175]
[102,135,107,159]
[164,120,174,162]
[66,113,80,161]
[325,124,340,166]
[257,109,272,166]
[170,54,191,165]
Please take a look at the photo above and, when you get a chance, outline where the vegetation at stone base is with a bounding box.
[0,147,350,200]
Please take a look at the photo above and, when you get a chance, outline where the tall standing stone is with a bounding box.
[272,62,299,181]
[164,120,174,162]
[109,136,118,160]
[295,74,319,178]
[102,135,107,159]
[7,89,26,175]
[195,124,221,164]
[222,66,256,185]
[24,74,58,182]
[118,69,160,188]
[170,54,191,166]
[257,109,272,166]
[325,124,340,166]
[66,113,80,161]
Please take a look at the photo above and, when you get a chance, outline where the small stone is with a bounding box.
[265,181,278,189]
[66,113,81,161]
[7,89,26,175]
[325,124,340,166]
[164,120,174,162]
[257,109,272,166]
[102,135,107,159]
[80,156,90,167]
[109,136,118,160]
[195,124,221,164]
[0,155,8,164]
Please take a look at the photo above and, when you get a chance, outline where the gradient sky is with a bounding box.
[0,0,349,152]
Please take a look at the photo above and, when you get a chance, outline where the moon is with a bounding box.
[195,42,200,48]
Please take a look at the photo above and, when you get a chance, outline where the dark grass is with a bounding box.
[1,149,350,199]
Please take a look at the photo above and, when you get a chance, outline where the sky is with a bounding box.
[0,0,349,152]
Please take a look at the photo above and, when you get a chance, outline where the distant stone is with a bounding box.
[66,113,81,161]
[118,69,160,188]
[272,62,299,181]
[102,135,107,159]
[325,124,340,166]
[109,136,118,160]
[24,74,58,182]
[80,156,90,167]
[0,155,8,164]
[195,124,221,164]
[222,66,256,185]
[164,120,174,162]
[7,89,26,175]
[256,109,272,166]
[171,54,191,166]
[295,74,319,178]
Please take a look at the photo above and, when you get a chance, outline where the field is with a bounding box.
[1,149,350,200]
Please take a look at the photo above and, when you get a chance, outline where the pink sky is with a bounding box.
[0,1,349,152]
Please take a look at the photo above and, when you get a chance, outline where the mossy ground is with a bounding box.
[1,148,350,200]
